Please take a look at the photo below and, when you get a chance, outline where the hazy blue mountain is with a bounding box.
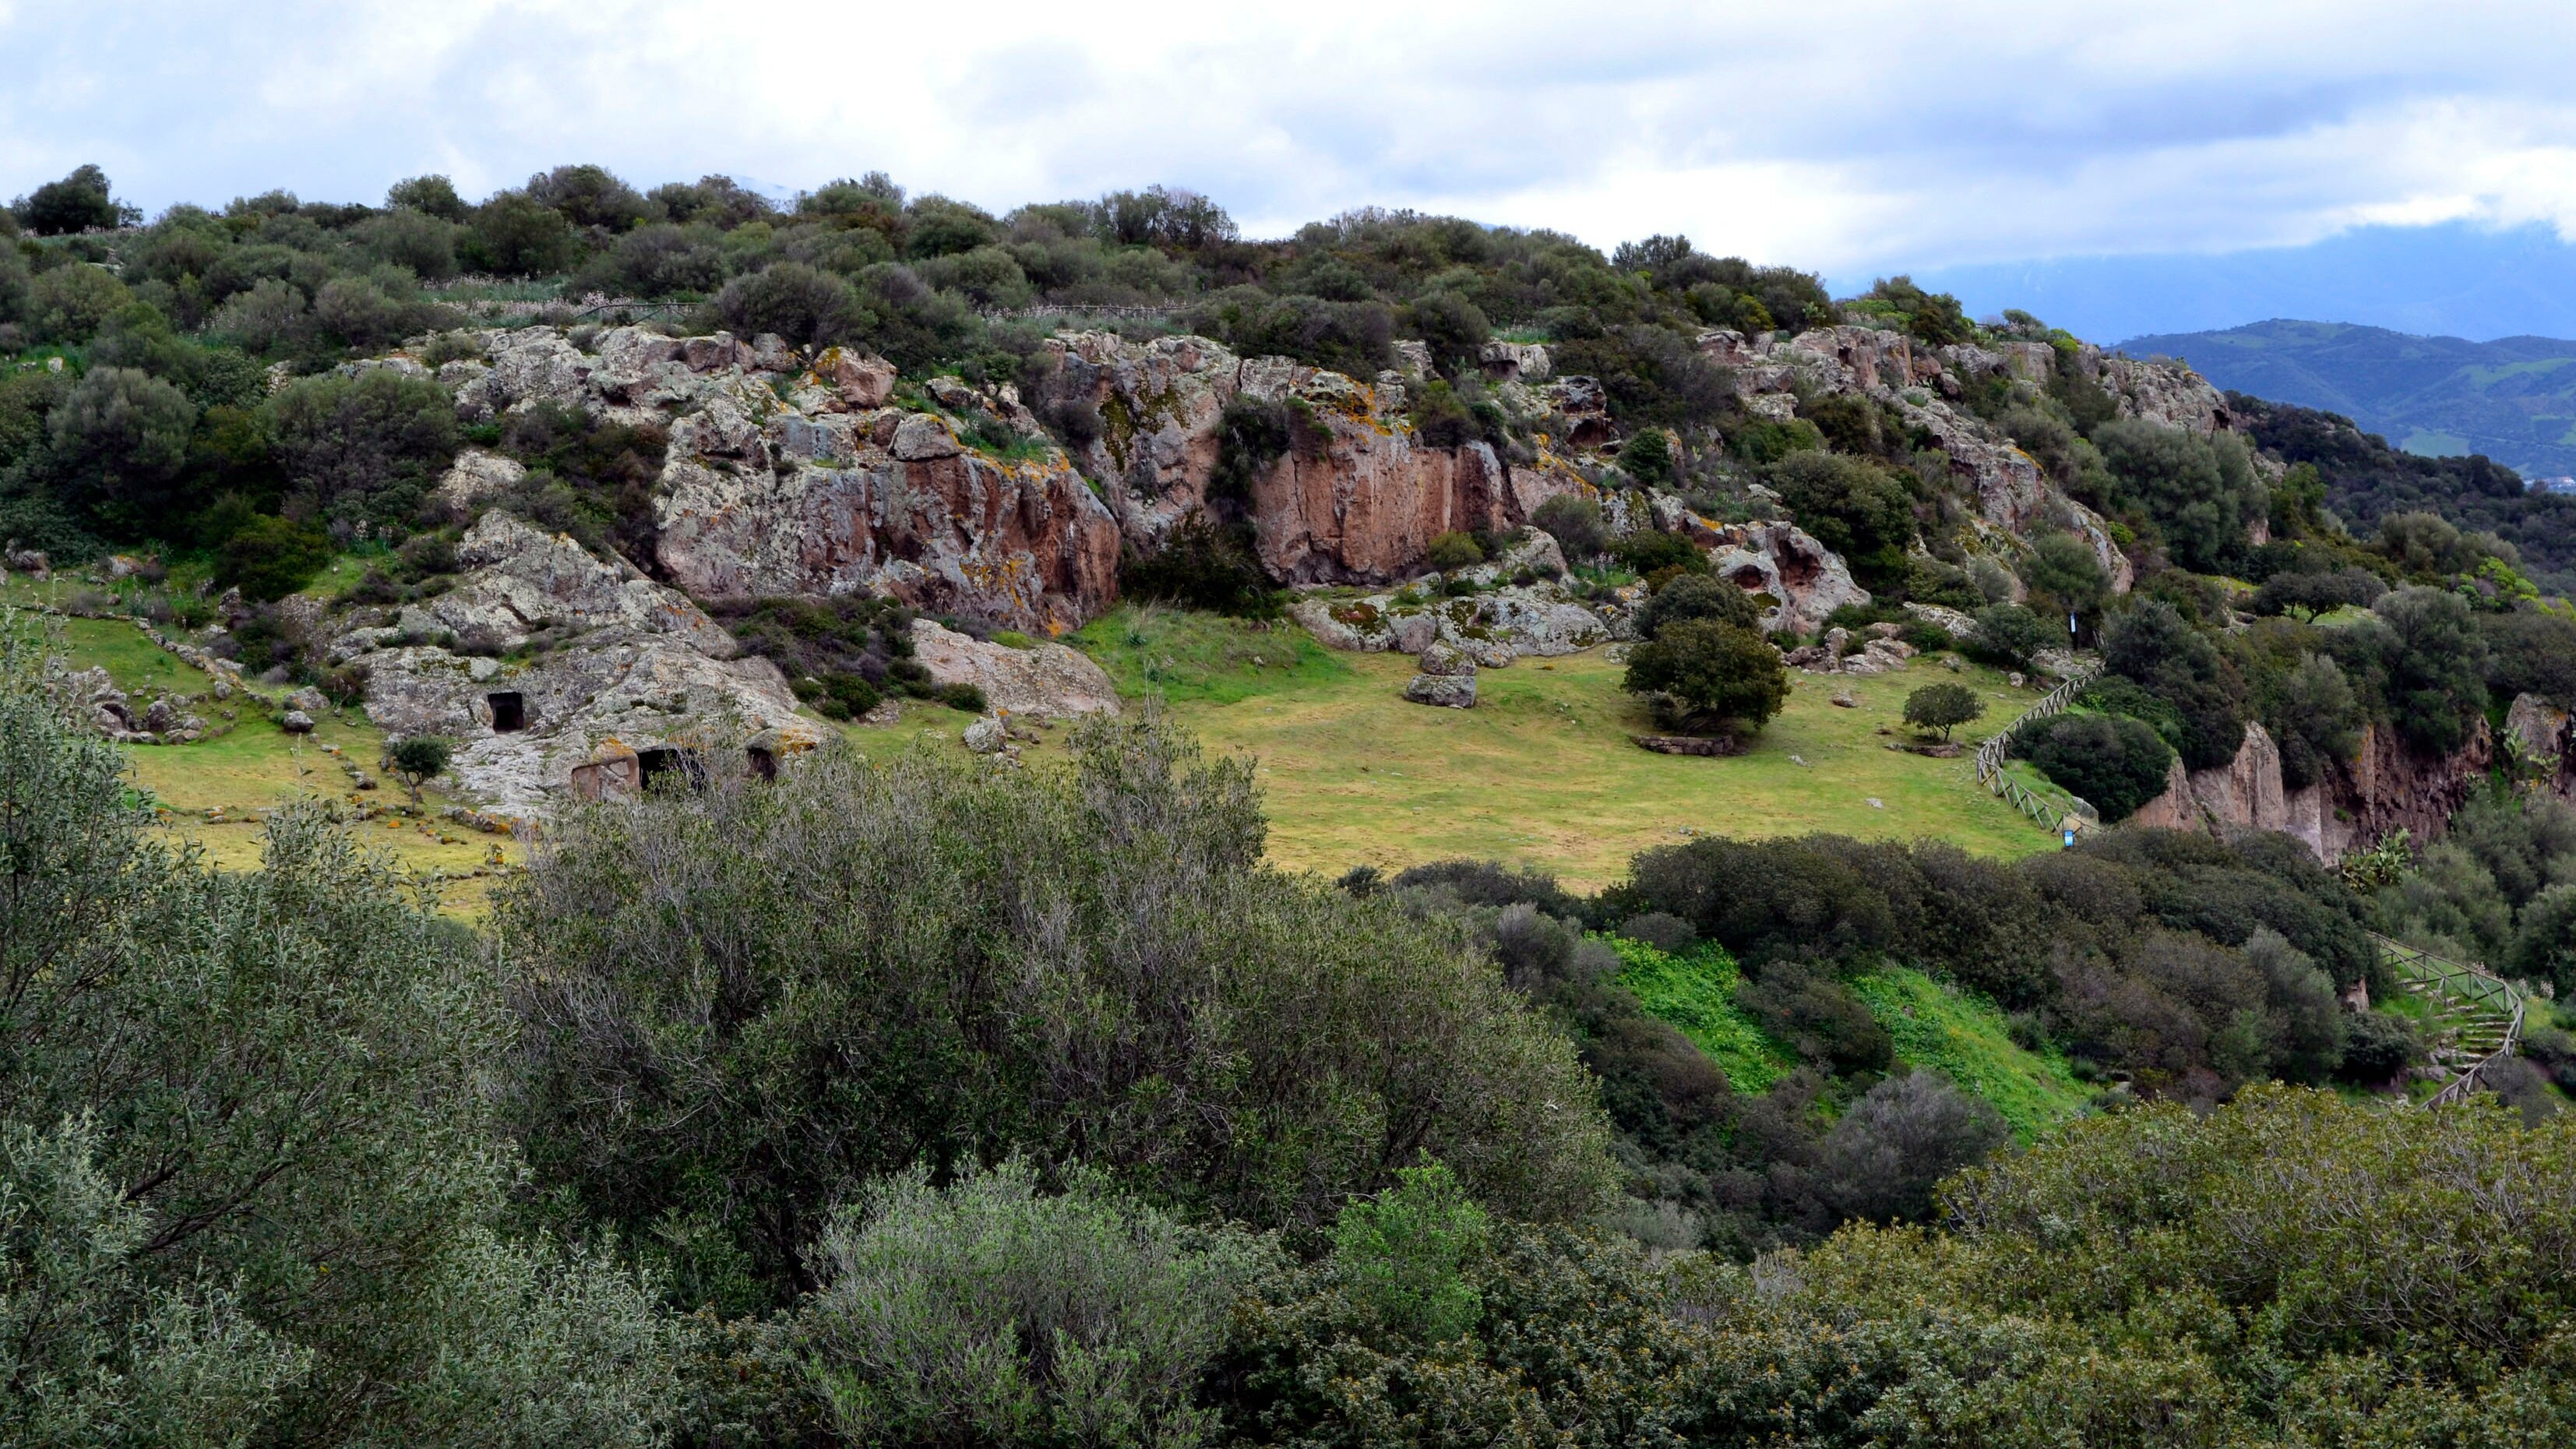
[2111,319,2576,478]
[1870,221,2576,345]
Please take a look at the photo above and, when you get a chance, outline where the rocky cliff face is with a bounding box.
[2129,713,2531,863]
[1036,332,1580,584]
[435,326,1125,633]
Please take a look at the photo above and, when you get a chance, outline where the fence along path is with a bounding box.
[2374,933,2527,1108]
[1972,662,2101,829]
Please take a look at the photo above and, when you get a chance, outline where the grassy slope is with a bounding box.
[1067,605,2060,890]
[1607,936,2088,1132]
[1848,967,2092,1139]
[1606,936,1797,1092]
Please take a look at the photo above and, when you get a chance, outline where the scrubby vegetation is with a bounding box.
[10,156,2576,1447]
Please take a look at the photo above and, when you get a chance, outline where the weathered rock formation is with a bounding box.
[1036,332,1582,583]
[2129,717,2531,863]
[333,508,815,814]
[908,619,1120,719]
[428,324,1125,633]
[1404,642,1478,708]
[1287,533,1619,658]
[1694,323,2244,596]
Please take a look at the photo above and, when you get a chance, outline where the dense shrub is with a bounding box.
[799,1160,1267,1448]
[1969,601,2052,667]
[1531,493,1606,559]
[216,514,337,600]
[2253,564,2385,621]
[264,368,461,527]
[1611,527,1708,578]
[1424,529,1483,569]
[2024,714,2175,821]
[2104,598,2247,769]
[2257,650,2365,789]
[1119,512,1281,617]
[1736,960,1893,1074]
[1231,1176,1692,1449]
[1615,427,1675,487]
[462,190,580,276]
[2015,531,2113,628]
[716,260,853,349]
[502,718,1616,1307]
[2092,416,2268,573]
[0,629,677,1444]
[26,263,132,344]
[42,365,197,531]
[1765,450,1915,586]
[1814,1070,2005,1222]
[2483,607,2576,707]
[1635,570,1759,639]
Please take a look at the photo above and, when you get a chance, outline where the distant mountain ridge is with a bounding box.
[1886,220,2576,344]
[2115,319,2576,479]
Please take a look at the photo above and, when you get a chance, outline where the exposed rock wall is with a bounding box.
[1038,332,1580,585]
[2129,717,2511,862]
[430,324,1125,633]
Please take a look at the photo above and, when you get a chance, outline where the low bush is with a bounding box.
[1119,512,1281,617]
[1531,494,1606,560]
[798,1160,1269,1449]
[216,513,336,601]
[1424,530,1483,569]
[1970,601,2053,668]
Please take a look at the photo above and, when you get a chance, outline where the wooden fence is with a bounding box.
[1972,664,2100,828]
[2375,933,2527,1108]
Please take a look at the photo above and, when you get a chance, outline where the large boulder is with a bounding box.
[908,619,1119,719]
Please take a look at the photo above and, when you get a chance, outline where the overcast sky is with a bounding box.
[8,0,2576,284]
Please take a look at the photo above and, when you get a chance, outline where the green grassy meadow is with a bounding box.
[1065,605,2066,890]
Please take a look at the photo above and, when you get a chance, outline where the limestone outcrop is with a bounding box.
[332,508,815,814]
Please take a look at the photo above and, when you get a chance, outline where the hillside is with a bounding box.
[2116,317,2576,477]
[9,161,2576,1449]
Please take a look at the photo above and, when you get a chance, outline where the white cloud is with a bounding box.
[5,0,2576,274]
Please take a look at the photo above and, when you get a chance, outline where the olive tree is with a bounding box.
[0,618,679,1446]
[1623,617,1790,737]
[1902,682,1985,742]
